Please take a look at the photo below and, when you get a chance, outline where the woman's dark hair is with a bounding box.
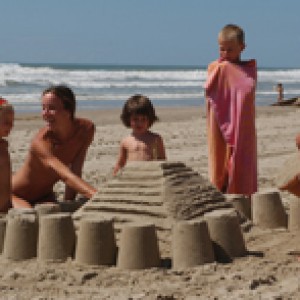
[42,85,76,119]
[121,94,159,128]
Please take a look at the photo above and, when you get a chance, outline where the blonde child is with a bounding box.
[0,98,14,212]
[205,24,257,195]
[113,94,166,175]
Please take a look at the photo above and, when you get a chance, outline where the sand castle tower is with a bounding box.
[73,161,233,254]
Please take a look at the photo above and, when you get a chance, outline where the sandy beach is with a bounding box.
[2,105,300,299]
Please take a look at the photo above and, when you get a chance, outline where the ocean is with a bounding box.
[0,63,300,113]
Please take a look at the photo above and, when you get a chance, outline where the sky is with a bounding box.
[0,0,299,68]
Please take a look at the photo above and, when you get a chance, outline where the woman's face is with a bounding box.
[42,92,71,130]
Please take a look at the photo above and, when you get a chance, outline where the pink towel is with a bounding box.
[205,59,257,194]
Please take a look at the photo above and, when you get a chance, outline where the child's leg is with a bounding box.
[11,195,32,209]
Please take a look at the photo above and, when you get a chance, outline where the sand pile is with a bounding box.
[73,161,233,257]
[74,160,231,226]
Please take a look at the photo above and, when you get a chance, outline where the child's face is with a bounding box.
[130,113,150,135]
[218,38,245,63]
[0,110,14,138]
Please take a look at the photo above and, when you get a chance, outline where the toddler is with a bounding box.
[205,24,257,195]
[113,94,166,175]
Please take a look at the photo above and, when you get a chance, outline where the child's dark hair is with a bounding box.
[121,94,159,128]
[42,85,76,119]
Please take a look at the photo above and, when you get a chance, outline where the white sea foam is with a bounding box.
[0,63,299,112]
[258,69,300,83]
[7,92,204,104]
[0,63,206,87]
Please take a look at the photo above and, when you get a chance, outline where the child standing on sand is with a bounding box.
[0,99,14,212]
[113,94,166,175]
[205,24,257,195]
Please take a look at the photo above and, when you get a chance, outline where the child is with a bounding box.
[205,24,257,195]
[0,98,14,212]
[113,94,166,175]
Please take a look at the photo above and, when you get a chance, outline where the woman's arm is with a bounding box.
[64,123,96,200]
[64,144,90,200]
[32,137,96,200]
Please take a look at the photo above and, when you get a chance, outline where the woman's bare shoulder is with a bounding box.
[76,117,95,131]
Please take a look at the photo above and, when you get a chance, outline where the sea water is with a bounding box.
[0,63,299,113]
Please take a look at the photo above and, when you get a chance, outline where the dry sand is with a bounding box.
[2,105,300,299]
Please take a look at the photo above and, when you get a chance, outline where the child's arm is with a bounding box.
[0,142,11,212]
[156,135,166,160]
[296,133,300,150]
[113,140,127,175]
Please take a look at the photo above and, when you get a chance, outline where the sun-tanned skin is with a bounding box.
[296,134,300,150]
[0,106,14,212]
[12,89,97,208]
[113,113,166,175]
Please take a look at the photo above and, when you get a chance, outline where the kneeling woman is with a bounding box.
[12,85,97,208]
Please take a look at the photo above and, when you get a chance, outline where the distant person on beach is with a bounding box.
[0,99,14,212]
[12,85,97,208]
[113,94,166,175]
[205,24,257,195]
[276,83,284,102]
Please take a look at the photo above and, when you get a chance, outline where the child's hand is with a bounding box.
[296,134,300,150]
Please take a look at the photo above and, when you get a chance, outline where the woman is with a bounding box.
[12,85,97,208]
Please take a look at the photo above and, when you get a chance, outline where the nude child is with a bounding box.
[113,94,166,175]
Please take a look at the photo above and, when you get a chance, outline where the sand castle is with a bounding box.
[0,161,256,268]
[73,161,232,225]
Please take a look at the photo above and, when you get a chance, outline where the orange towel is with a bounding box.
[205,59,257,195]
